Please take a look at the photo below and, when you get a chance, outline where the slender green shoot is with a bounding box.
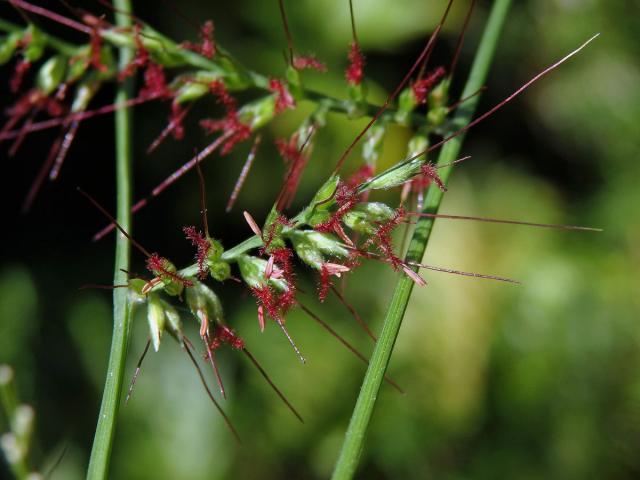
[86,0,134,478]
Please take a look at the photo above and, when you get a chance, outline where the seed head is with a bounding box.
[345,41,365,86]
[181,20,216,59]
[411,67,446,104]
[268,78,295,114]
[293,55,327,72]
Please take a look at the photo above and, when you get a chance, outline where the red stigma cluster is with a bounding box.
[268,78,295,114]
[119,24,148,80]
[200,80,251,155]
[262,214,294,252]
[119,25,170,99]
[251,284,296,327]
[146,253,193,288]
[345,41,365,86]
[315,182,359,240]
[363,206,406,270]
[318,264,332,302]
[317,262,352,302]
[420,162,447,192]
[292,55,327,72]
[209,325,245,350]
[181,20,216,59]
[412,67,446,104]
[253,217,297,329]
[89,28,108,73]
[183,226,211,280]
[168,101,186,141]
[140,62,170,99]
[270,247,295,285]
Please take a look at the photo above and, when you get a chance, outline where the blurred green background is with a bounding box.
[0,0,638,478]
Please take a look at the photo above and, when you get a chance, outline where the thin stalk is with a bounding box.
[331,1,512,478]
[86,0,134,478]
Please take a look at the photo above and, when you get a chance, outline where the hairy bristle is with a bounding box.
[330,285,377,342]
[409,34,601,163]
[200,81,251,155]
[78,188,152,257]
[183,226,211,279]
[243,348,304,422]
[345,42,365,86]
[183,338,241,444]
[226,135,262,212]
[93,132,231,241]
[146,253,194,288]
[181,20,216,59]
[125,339,151,405]
[268,78,295,114]
[299,303,404,394]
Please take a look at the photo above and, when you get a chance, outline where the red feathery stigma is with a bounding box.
[345,41,365,86]
[140,62,171,99]
[314,182,358,234]
[10,60,31,93]
[251,285,292,324]
[209,80,236,112]
[181,20,216,59]
[89,28,108,73]
[119,24,149,80]
[200,80,251,154]
[169,101,186,140]
[146,253,193,288]
[117,25,170,99]
[275,133,308,209]
[364,206,406,270]
[278,288,297,317]
[318,262,351,302]
[420,162,447,192]
[183,226,211,280]
[251,247,297,325]
[412,66,446,104]
[319,264,331,302]
[268,78,295,114]
[209,325,245,350]
[262,214,294,252]
[271,247,295,287]
[292,55,327,72]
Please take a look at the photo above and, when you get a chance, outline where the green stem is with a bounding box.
[86,0,134,479]
[330,1,512,478]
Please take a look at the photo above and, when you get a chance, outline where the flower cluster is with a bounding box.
[1,0,596,447]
